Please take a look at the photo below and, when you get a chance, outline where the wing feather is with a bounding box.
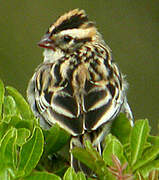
[31,62,84,136]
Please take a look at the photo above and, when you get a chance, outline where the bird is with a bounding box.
[27,9,133,175]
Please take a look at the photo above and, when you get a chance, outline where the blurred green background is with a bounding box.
[0,1,158,134]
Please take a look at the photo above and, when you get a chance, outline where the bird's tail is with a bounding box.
[70,121,112,176]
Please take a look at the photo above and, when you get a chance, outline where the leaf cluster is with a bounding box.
[72,114,159,179]
[0,80,70,180]
[0,79,159,180]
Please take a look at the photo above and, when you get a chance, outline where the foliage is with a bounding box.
[0,79,159,180]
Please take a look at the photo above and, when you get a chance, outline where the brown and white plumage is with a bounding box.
[27,9,133,175]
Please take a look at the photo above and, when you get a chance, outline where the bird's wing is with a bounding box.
[83,60,125,131]
[27,61,84,136]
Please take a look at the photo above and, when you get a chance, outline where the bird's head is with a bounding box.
[38,9,100,53]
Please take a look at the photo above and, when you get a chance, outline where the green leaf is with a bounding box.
[111,113,132,144]
[84,140,106,176]
[10,116,34,131]
[138,160,159,178]
[63,167,77,180]
[72,137,114,177]
[17,127,44,177]
[133,145,159,171]
[72,144,105,177]
[103,134,126,166]
[6,86,33,119]
[22,171,61,180]
[148,135,159,146]
[0,79,5,121]
[135,171,144,180]
[16,128,30,146]
[103,169,117,180]
[130,119,150,166]
[0,128,17,169]
[3,96,18,123]
[3,96,17,116]
[71,147,95,171]
[43,124,70,156]
[4,130,17,169]
[0,122,9,140]
[0,170,9,180]
[85,140,102,161]
[76,172,86,180]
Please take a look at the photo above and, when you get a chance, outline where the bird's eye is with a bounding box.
[63,35,72,43]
